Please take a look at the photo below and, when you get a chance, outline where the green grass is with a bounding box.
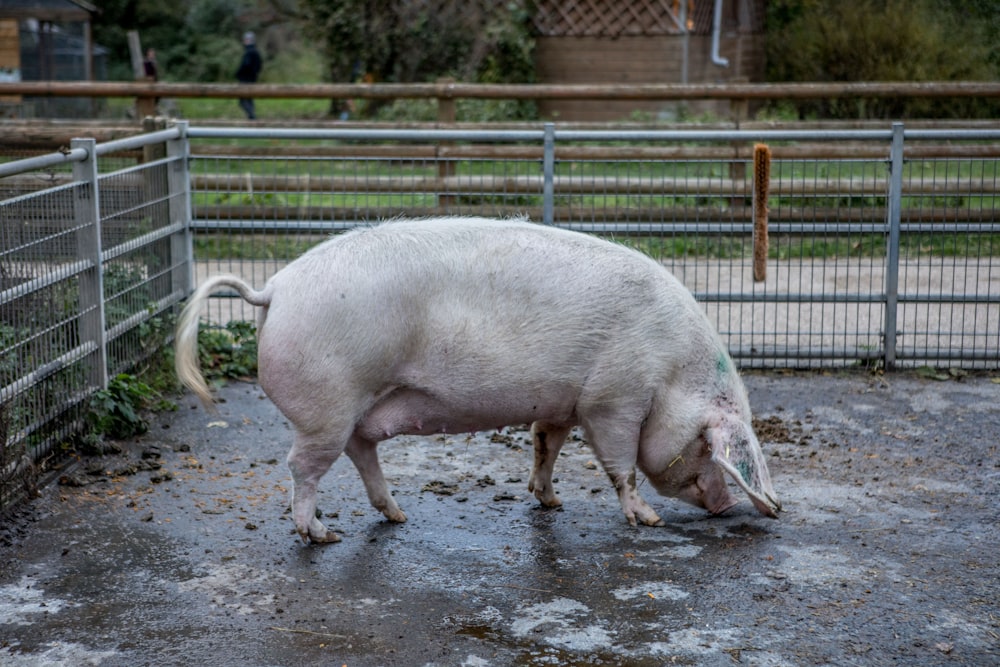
[623,233,1000,261]
[192,230,1000,262]
[176,97,334,121]
[194,234,327,260]
[180,126,999,262]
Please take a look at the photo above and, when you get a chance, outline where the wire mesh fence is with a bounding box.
[186,124,1000,370]
[0,128,191,512]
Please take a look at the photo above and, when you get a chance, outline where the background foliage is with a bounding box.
[90,0,1000,121]
[765,0,1000,119]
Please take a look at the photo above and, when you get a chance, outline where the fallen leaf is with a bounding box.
[916,366,950,381]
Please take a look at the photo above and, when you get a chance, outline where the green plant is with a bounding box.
[87,373,159,439]
[103,263,154,328]
[198,320,258,383]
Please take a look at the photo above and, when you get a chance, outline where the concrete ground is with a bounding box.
[1,371,998,666]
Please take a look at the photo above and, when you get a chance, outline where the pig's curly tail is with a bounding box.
[175,275,272,410]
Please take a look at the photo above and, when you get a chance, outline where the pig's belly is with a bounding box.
[355,386,576,442]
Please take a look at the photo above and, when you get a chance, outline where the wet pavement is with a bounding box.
[1,371,999,666]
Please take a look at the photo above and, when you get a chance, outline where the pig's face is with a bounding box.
[641,411,781,518]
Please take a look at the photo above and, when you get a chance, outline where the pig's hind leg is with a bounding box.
[528,421,571,508]
[287,430,346,544]
[345,435,407,523]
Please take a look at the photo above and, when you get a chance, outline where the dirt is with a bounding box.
[1,370,999,666]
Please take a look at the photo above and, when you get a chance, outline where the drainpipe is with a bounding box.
[711,0,729,67]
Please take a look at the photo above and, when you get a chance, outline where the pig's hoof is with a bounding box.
[307,528,342,544]
[298,519,342,544]
[383,508,408,523]
[638,511,665,527]
[624,511,665,528]
[529,480,562,507]
[535,493,563,508]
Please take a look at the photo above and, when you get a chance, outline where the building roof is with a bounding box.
[0,0,97,22]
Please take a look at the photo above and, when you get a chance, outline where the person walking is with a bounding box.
[236,31,262,120]
[142,48,158,82]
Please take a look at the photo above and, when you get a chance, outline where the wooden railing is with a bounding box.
[2,80,1000,122]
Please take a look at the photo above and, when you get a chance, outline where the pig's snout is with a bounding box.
[675,468,740,515]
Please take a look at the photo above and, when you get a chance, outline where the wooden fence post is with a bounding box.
[437,78,456,211]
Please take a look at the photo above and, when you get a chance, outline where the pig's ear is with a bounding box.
[706,421,781,518]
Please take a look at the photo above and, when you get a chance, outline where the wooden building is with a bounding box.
[0,0,100,117]
[532,0,767,121]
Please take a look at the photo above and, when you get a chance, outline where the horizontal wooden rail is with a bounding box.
[5,122,1000,162]
[4,80,1000,101]
[191,173,997,197]
[6,171,995,198]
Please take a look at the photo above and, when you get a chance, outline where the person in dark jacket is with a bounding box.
[143,48,158,82]
[236,31,262,120]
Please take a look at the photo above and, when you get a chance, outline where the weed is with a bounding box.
[198,320,259,385]
[87,373,159,439]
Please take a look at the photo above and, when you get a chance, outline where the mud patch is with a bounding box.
[421,480,460,496]
[753,414,809,445]
[56,443,179,487]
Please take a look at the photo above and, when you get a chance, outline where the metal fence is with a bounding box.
[187,123,1000,369]
[1,121,998,511]
[0,125,191,511]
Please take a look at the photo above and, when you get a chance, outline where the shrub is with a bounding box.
[765,0,1000,119]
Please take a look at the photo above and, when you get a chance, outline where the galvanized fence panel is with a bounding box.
[0,125,191,512]
[185,123,1000,369]
[894,131,1000,365]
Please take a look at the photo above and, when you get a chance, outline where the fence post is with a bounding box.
[435,78,457,212]
[71,137,108,391]
[883,122,904,370]
[167,121,194,300]
[542,122,555,225]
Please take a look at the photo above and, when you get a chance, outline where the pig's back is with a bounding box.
[262,218,714,378]
[284,217,687,306]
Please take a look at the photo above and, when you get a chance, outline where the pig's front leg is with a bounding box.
[586,416,666,528]
[287,432,344,544]
[528,421,570,508]
[608,469,666,527]
[345,435,407,523]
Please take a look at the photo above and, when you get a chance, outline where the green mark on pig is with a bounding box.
[736,460,752,485]
[716,352,731,376]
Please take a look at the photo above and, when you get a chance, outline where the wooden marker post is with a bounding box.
[752,143,771,282]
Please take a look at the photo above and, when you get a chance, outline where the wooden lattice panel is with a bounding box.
[533,0,764,37]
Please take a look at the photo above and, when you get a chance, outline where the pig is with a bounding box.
[175,217,780,544]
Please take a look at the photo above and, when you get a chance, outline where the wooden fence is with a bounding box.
[2,80,1000,122]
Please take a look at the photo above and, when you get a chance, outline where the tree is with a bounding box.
[92,0,263,83]
[296,0,535,117]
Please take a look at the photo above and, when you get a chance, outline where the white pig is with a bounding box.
[175,217,779,543]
